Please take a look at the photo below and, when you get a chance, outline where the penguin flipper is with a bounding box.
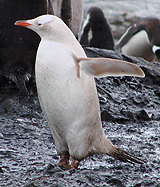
[78,57,145,78]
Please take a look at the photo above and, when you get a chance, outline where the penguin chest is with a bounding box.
[35,41,99,140]
[122,30,156,62]
[36,42,81,112]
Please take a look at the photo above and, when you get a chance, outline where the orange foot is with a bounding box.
[58,154,80,169]
[70,158,80,169]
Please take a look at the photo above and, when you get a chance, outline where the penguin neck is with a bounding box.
[40,34,86,58]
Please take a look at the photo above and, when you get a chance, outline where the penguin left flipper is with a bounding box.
[78,57,145,78]
[115,25,138,50]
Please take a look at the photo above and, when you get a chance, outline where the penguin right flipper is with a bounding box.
[78,57,145,78]
[115,24,138,50]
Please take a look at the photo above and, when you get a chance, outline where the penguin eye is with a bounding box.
[38,15,53,25]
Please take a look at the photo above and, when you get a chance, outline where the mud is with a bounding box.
[0,48,160,186]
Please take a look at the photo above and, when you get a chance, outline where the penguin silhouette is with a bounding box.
[80,7,114,50]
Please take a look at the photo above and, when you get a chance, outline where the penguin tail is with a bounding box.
[109,146,145,164]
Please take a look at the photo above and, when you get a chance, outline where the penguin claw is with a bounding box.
[110,147,145,164]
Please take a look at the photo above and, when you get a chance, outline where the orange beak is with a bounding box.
[15,21,32,27]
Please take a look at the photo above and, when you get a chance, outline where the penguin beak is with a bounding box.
[15,21,32,27]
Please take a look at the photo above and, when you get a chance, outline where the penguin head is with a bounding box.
[15,14,75,42]
[88,7,106,25]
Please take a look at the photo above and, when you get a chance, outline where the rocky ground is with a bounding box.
[0,48,160,187]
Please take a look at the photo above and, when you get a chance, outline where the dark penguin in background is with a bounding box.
[79,7,115,50]
[116,17,160,62]
[0,0,50,95]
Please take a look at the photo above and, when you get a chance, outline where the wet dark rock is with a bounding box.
[45,164,62,174]
[0,167,3,173]
[120,109,135,120]
[154,87,160,97]
[134,183,142,187]
[107,178,125,187]
[136,110,151,121]
[26,183,37,187]
[55,172,64,178]
[101,111,115,122]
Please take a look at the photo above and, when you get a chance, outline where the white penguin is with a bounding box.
[15,15,145,169]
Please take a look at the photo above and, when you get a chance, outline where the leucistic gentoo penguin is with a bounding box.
[116,17,160,62]
[49,0,83,37]
[80,7,114,50]
[15,15,145,169]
